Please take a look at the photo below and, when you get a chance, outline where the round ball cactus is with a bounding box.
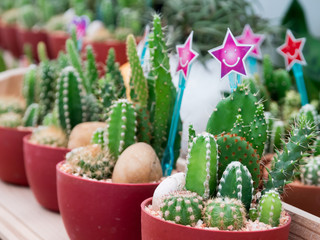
[301,156,320,186]
[30,126,68,147]
[0,112,22,128]
[160,191,204,227]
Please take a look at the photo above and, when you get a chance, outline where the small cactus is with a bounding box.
[203,198,246,230]
[85,45,99,92]
[0,112,22,128]
[91,127,105,146]
[301,156,320,186]
[160,191,204,227]
[30,126,68,147]
[23,103,40,127]
[0,97,25,115]
[298,104,319,129]
[23,65,38,107]
[258,190,282,227]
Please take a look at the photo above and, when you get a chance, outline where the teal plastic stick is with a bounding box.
[292,63,308,106]
[247,56,257,75]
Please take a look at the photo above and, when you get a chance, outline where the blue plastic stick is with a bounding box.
[292,63,308,106]
[247,56,257,75]
[162,72,186,176]
[77,38,83,52]
[140,40,149,66]
[228,72,237,92]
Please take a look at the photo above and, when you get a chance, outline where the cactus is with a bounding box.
[57,51,70,71]
[103,99,137,159]
[314,137,320,156]
[85,45,99,90]
[149,14,177,159]
[30,125,68,147]
[23,65,38,107]
[271,120,285,151]
[249,207,258,221]
[83,94,101,122]
[258,190,282,227]
[66,144,115,180]
[91,127,105,146]
[99,0,116,31]
[0,112,22,128]
[0,97,25,115]
[0,50,7,72]
[160,191,204,227]
[217,161,254,210]
[23,103,40,127]
[37,42,48,63]
[301,156,320,186]
[56,66,87,135]
[298,104,319,129]
[42,108,60,127]
[188,124,196,144]
[19,5,41,29]
[117,8,141,35]
[203,198,246,230]
[185,133,219,199]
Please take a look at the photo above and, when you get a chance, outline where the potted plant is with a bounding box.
[141,83,316,239]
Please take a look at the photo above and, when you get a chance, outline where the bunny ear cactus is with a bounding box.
[23,65,38,107]
[301,156,320,186]
[258,190,282,227]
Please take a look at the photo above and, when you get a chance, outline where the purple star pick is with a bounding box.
[236,24,265,59]
[176,31,198,78]
[208,29,253,79]
[70,15,90,39]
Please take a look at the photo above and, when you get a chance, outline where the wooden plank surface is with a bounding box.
[0,180,68,240]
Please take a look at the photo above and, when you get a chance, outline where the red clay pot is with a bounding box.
[57,161,159,240]
[17,28,50,62]
[1,24,21,57]
[47,31,69,59]
[283,181,320,217]
[23,135,70,212]
[141,197,291,240]
[0,127,31,185]
[0,20,4,49]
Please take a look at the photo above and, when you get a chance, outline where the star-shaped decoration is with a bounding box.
[277,30,306,71]
[208,29,253,79]
[176,31,199,78]
[236,24,265,59]
[70,15,90,39]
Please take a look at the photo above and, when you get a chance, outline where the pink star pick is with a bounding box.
[176,31,199,78]
[236,24,265,59]
[208,29,253,79]
[71,15,90,39]
[277,29,306,71]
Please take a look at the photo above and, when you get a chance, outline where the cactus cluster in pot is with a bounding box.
[151,84,316,230]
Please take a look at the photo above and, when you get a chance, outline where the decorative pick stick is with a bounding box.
[277,30,308,106]
[70,15,90,52]
[236,24,265,75]
[208,28,253,92]
[162,31,198,176]
[140,25,150,66]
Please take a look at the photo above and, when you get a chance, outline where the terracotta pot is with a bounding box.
[57,161,159,240]
[17,28,50,62]
[47,31,69,59]
[23,135,70,211]
[0,127,31,185]
[141,197,291,240]
[283,181,320,217]
[1,24,21,57]
[0,20,4,49]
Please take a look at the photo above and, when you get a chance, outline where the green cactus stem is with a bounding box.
[42,108,60,127]
[91,127,105,146]
[203,198,246,230]
[0,112,22,128]
[298,104,319,129]
[30,126,68,147]
[249,207,258,221]
[188,124,196,144]
[217,161,254,210]
[56,66,87,135]
[301,156,320,186]
[103,99,137,159]
[0,50,7,72]
[23,103,40,127]
[258,190,282,227]
[271,120,285,152]
[23,65,38,107]
[37,41,48,62]
[85,45,99,90]
[185,133,218,199]
[160,191,204,226]
[217,133,260,189]
[0,97,25,115]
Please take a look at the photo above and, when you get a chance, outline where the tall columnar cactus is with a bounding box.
[301,156,320,186]
[23,65,38,107]
[258,190,282,227]
[149,14,176,159]
[203,198,246,230]
[160,191,204,227]
[23,103,40,127]
[85,45,99,91]
[103,99,137,159]
[56,66,87,135]
[185,133,218,199]
[217,161,254,210]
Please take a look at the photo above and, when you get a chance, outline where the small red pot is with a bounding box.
[47,31,69,59]
[23,135,70,212]
[283,181,320,217]
[57,161,159,240]
[1,24,21,57]
[141,198,291,240]
[0,127,31,185]
[0,20,4,49]
[17,28,50,62]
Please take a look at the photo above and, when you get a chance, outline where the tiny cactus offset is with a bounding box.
[23,103,40,127]
[258,190,282,227]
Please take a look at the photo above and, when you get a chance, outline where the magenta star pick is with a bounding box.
[70,15,90,39]
[176,31,198,78]
[208,28,253,79]
[236,24,265,59]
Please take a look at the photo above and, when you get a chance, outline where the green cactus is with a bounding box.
[314,137,320,156]
[37,42,48,62]
[99,0,116,31]
[56,66,87,135]
[19,4,41,29]
[217,133,260,189]
[149,14,177,159]
[258,190,282,227]
[217,161,254,210]
[23,103,40,127]
[91,127,105,146]
[85,45,99,91]
[188,124,196,144]
[301,156,320,186]
[103,99,137,159]
[185,133,218,199]
[23,65,38,107]
[0,97,24,115]
[203,198,246,230]
[83,94,101,122]
[263,55,273,88]
[30,125,68,147]
[0,50,7,72]
[42,108,60,127]
[117,8,141,35]
[57,51,70,71]
[271,120,285,151]
[160,191,204,227]
[0,112,22,128]
[249,207,258,221]
[298,104,319,129]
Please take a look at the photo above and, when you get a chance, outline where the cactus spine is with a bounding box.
[301,156,320,186]
[258,190,282,227]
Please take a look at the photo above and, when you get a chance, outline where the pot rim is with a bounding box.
[56,160,160,187]
[23,134,71,152]
[141,197,292,234]
[287,180,320,190]
[0,126,32,134]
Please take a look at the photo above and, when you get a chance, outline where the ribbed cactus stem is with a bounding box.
[185,133,218,199]
[23,103,40,127]
[91,127,105,147]
[23,64,38,107]
[37,41,48,62]
[188,124,196,144]
[271,120,285,151]
[258,190,282,227]
[298,104,319,129]
[217,161,254,210]
[301,156,320,186]
[85,45,98,89]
